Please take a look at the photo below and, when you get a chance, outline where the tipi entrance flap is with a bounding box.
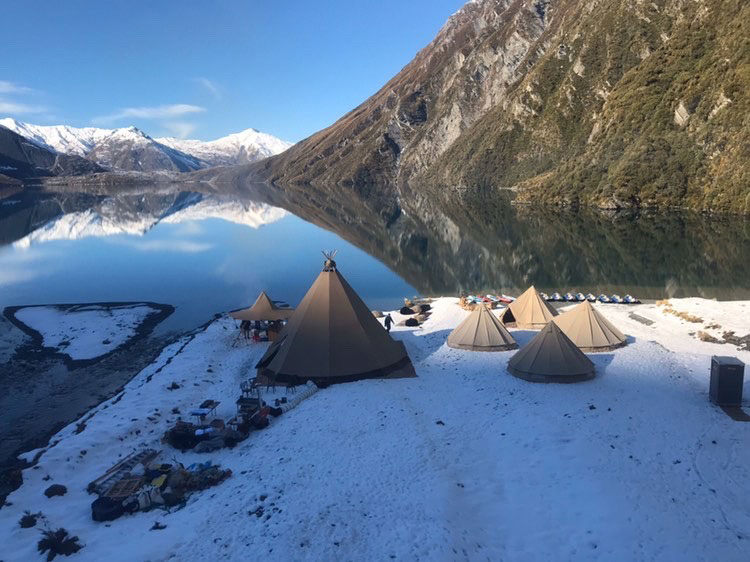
[255,335,287,369]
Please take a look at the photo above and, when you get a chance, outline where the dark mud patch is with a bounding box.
[628,312,654,326]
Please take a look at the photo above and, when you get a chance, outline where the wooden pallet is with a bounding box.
[88,449,159,495]
[105,477,145,499]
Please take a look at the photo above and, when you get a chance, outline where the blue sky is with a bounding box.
[1,0,466,142]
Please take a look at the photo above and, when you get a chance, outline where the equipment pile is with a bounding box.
[88,451,231,522]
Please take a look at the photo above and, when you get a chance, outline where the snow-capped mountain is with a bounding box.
[85,126,204,172]
[156,129,293,167]
[0,118,292,174]
[0,119,114,156]
[0,118,203,173]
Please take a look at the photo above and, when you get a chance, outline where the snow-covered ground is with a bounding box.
[1,298,748,561]
[12,304,158,361]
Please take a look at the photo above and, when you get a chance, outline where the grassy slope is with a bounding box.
[422,0,750,213]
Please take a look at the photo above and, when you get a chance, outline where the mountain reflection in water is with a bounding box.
[1,182,749,334]
[0,186,420,334]
[239,180,750,301]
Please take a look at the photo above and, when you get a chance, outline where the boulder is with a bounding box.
[44,484,67,498]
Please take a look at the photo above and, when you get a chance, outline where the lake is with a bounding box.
[0,187,417,336]
[2,183,750,338]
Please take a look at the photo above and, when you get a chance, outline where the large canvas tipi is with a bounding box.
[501,285,558,329]
[507,321,595,383]
[447,304,517,351]
[230,291,294,322]
[256,252,414,384]
[553,300,626,352]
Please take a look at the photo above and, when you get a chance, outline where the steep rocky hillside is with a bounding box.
[426,0,750,213]
[245,0,748,213]
[0,126,103,179]
[251,0,545,191]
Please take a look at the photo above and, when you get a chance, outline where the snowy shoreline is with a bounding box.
[1,297,749,561]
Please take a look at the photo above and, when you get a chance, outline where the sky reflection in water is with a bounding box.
[0,213,416,335]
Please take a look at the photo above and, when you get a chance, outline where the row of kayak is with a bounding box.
[464,293,641,305]
[464,294,514,305]
[541,292,641,304]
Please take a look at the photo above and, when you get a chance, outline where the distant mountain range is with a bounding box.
[0,118,292,179]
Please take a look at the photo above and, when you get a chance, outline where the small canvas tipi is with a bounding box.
[447,304,517,351]
[256,252,414,385]
[501,285,558,329]
[553,300,626,352]
[230,291,294,322]
[507,321,595,383]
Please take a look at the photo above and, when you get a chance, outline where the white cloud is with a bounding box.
[0,100,47,114]
[0,80,33,95]
[92,104,205,125]
[163,121,197,139]
[195,77,222,100]
[0,81,46,115]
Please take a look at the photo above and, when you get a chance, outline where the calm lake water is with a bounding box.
[1,184,750,336]
[0,189,416,335]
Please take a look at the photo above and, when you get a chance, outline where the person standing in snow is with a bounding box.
[384,313,393,332]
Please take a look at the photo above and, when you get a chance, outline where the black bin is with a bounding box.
[710,356,745,406]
